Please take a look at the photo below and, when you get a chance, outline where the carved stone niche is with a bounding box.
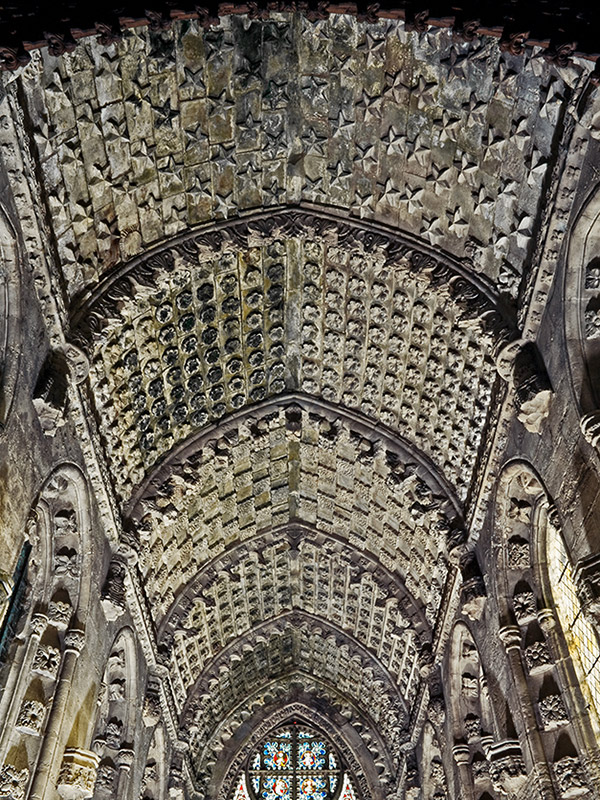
[573,553,600,627]
[553,735,590,798]
[32,350,70,437]
[56,748,100,800]
[509,342,553,434]
[487,740,527,795]
[460,551,486,621]
[100,559,127,622]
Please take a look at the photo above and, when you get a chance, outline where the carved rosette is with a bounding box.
[0,764,29,800]
[56,748,100,800]
[539,694,568,727]
[15,699,45,735]
[524,640,552,674]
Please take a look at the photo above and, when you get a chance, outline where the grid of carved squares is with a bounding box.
[138,410,448,626]
[91,235,495,501]
[182,625,411,777]
[21,15,562,298]
[169,539,421,710]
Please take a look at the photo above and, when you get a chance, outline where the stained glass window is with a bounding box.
[242,722,357,800]
[547,521,600,719]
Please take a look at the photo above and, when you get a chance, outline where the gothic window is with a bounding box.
[233,723,358,800]
[547,522,600,717]
[0,543,30,662]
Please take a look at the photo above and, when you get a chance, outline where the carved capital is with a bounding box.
[453,743,471,765]
[57,748,100,800]
[64,627,86,654]
[487,740,527,794]
[498,625,521,651]
[537,607,557,633]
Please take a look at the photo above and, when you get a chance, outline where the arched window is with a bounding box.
[547,521,600,718]
[232,722,358,800]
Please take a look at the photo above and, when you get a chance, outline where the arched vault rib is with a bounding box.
[71,208,512,506]
[131,406,453,628]
[197,690,395,800]
[160,534,429,707]
[179,614,411,769]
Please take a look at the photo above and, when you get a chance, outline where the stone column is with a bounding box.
[0,612,47,756]
[453,743,475,800]
[28,626,85,800]
[498,625,555,797]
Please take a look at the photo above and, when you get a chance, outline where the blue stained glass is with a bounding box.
[298,775,327,800]
[252,754,261,770]
[264,741,292,770]
[298,730,312,738]
[328,754,336,771]
[262,776,291,800]
[278,730,292,738]
[252,777,260,794]
[298,741,326,770]
[329,776,337,792]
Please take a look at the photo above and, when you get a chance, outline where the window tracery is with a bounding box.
[547,520,600,718]
[233,723,358,800]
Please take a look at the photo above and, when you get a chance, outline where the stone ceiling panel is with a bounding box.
[182,622,407,793]
[135,407,451,626]
[76,218,501,502]
[165,538,424,703]
[14,13,570,298]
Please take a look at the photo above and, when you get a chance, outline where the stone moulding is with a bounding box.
[68,206,516,352]
[212,699,379,800]
[125,393,464,519]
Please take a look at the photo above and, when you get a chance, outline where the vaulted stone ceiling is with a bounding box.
[1,9,593,798]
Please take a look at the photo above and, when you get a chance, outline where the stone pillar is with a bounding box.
[453,743,475,800]
[28,626,85,800]
[498,625,554,796]
[0,612,47,756]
